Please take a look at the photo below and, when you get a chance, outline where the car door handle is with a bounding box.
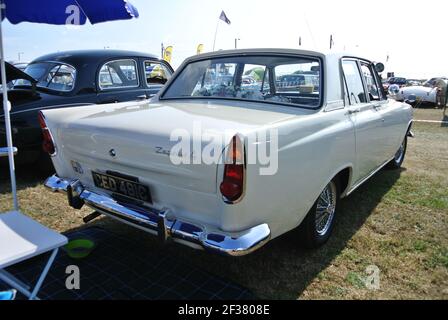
[347,108,360,115]
[137,94,154,100]
[99,98,118,104]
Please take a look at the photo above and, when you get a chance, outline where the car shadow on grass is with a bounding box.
[0,163,53,195]
[67,167,403,299]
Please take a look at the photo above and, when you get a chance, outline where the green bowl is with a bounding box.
[63,239,95,259]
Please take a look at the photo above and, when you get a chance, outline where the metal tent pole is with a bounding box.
[0,8,19,211]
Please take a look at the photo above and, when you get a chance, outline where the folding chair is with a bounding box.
[0,211,67,300]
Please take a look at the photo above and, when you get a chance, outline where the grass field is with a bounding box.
[0,107,447,299]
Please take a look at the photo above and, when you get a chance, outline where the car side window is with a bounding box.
[144,61,171,86]
[45,64,76,92]
[98,59,139,90]
[342,60,367,104]
[360,63,381,101]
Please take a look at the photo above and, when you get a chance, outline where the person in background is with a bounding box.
[444,83,448,115]
[435,78,447,108]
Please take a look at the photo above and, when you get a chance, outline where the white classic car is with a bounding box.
[394,77,448,105]
[42,49,413,256]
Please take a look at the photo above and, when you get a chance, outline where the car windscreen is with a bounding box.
[161,55,322,109]
[14,62,76,92]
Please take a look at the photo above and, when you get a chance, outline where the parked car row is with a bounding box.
[393,77,448,106]
[382,76,407,93]
[41,49,413,255]
[0,50,173,167]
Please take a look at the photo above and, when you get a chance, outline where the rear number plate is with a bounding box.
[92,171,151,203]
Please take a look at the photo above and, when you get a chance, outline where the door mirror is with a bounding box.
[374,62,385,73]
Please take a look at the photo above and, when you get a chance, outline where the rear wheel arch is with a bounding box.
[406,121,413,135]
[334,166,352,198]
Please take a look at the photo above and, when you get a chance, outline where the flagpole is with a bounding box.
[212,19,219,51]
[0,7,19,211]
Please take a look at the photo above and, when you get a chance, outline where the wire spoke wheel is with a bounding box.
[315,181,337,236]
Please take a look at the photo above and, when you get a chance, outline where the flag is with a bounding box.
[163,46,173,63]
[196,44,204,55]
[219,10,231,25]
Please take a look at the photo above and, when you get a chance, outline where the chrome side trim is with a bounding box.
[44,175,271,256]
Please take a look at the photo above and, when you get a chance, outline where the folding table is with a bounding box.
[0,211,67,300]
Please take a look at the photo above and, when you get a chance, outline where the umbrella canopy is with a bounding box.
[0,0,139,211]
[1,0,139,25]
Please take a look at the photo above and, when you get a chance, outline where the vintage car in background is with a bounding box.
[405,79,423,87]
[394,77,448,106]
[383,76,407,92]
[0,50,173,167]
[43,49,413,255]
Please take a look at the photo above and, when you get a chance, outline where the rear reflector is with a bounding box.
[38,111,56,156]
[220,135,245,203]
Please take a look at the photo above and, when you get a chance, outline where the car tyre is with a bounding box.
[298,178,339,248]
[386,135,407,169]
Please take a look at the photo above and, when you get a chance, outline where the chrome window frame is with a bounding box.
[142,60,172,88]
[18,61,77,93]
[341,58,368,106]
[359,60,384,102]
[98,59,139,91]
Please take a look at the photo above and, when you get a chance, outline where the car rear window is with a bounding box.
[15,62,76,92]
[161,55,322,109]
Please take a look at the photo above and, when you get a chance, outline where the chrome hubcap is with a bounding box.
[315,181,337,236]
[394,139,405,163]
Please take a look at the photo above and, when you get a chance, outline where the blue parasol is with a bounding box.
[0,0,139,210]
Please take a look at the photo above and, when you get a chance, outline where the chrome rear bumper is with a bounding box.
[44,174,271,256]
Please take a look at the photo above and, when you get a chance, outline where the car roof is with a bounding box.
[31,49,159,66]
[183,48,375,66]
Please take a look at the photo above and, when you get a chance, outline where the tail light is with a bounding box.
[38,111,56,156]
[220,135,245,203]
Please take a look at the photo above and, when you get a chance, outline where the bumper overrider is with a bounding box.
[44,174,271,256]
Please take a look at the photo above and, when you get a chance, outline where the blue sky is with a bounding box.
[3,0,447,78]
